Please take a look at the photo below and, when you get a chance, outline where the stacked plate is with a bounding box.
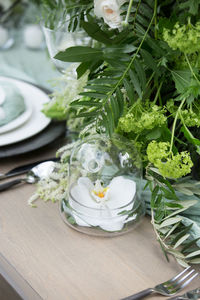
[0,76,66,158]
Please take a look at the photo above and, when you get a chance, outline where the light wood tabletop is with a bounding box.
[0,147,199,300]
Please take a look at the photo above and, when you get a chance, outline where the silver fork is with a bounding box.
[121,267,199,300]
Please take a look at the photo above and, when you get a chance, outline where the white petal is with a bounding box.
[98,205,125,231]
[107,176,136,209]
[72,214,91,227]
[70,177,102,226]
[77,176,94,190]
[100,220,124,231]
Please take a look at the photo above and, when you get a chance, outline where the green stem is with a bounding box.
[103,0,157,106]
[184,53,200,85]
[153,81,163,105]
[154,7,158,39]
[133,0,141,29]
[151,208,170,250]
[170,99,185,153]
[125,0,134,25]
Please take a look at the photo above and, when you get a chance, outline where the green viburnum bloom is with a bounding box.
[163,21,200,54]
[118,104,167,134]
[147,141,193,179]
[167,100,200,127]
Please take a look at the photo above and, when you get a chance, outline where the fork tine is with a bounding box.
[178,272,199,289]
[163,268,198,295]
[170,266,191,282]
[175,269,195,285]
[166,271,199,294]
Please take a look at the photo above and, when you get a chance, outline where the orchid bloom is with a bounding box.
[68,176,136,232]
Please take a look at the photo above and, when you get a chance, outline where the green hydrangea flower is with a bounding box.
[118,104,167,134]
[163,22,200,54]
[147,141,193,179]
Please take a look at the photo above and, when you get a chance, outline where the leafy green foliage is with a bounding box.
[39,0,200,265]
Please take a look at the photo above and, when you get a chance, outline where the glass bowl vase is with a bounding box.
[60,134,145,237]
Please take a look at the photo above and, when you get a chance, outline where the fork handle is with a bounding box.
[0,179,24,192]
[121,288,154,300]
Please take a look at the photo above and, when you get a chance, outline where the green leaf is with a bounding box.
[167,249,185,259]
[186,250,200,258]
[79,92,106,99]
[151,185,159,208]
[171,70,191,93]
[55,46,103,62]
[89,78,118,85]
[76,60,102,78]
[81,21,112,45]
[165,222,180,239]
[189,258,200,264]
[85,84,111,93]
[161,187,178,200]
[146,38,165,56]
[76,110,100,118]
[176,259,189,268]
[182,238,200,253]
[173,234,190,249]
[146,128,162,140]
[133,58,146,90]
[180,125,200,146]
[165,202,182,209]
[104,102,115,136]
[159,216,183,228]
[116,88,124,115]
[171,224,193,245]
[179,0,200,15]
[140,49,158,73]
[123,78,134,104]
[129,69,142,98]
[71,100,102,107]
[162,200,197,220]
[110,96,120,127]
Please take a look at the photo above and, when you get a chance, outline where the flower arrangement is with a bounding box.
[33,0,200,266]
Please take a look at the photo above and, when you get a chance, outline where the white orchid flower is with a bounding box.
[94,0,126,29]
[68,176,136,232]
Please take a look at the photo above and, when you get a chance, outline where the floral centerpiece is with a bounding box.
[32,0,200,266]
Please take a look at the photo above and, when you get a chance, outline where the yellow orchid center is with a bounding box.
[104,8,114,15]
[93,187,109,198]
[91,180,109,202]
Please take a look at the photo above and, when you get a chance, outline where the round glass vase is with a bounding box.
[60,134,145,237]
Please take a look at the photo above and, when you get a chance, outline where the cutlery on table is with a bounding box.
[169,287,200,299]
[0,161,56,192]
[121,267,198,300]
[0,157,58,180]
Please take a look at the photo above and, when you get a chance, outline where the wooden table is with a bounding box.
[0,147,199,300]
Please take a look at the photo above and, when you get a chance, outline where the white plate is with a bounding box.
[0,97,32,134]
[0,77,51,146]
